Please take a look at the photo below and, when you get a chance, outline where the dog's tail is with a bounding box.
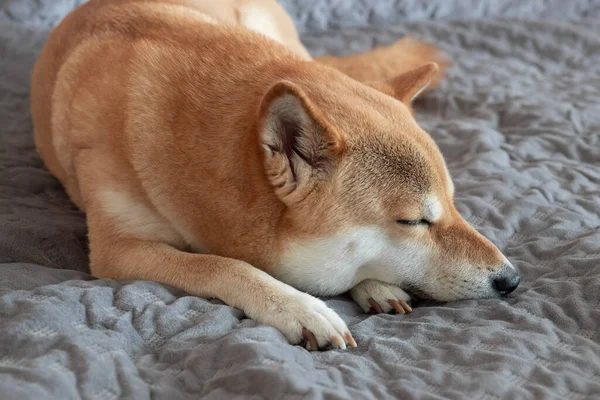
[315,37,450,91]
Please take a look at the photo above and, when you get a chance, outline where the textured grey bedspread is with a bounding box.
[1,1,600,399]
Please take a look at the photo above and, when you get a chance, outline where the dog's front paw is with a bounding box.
[350,279,413,314]
[256,290,357,351]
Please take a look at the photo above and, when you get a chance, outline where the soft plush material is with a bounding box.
[1,1,599,398]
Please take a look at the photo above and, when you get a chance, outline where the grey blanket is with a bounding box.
[1,1,600,398]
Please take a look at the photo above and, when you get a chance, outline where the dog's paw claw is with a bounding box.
[302,328,319,350]
[344,332,358,348]
[368,298,385,314]
[259,290,356,351]
[301,326,354,351]
[302,328,350,351]
[397,298,413,313]
[351,280,414,315]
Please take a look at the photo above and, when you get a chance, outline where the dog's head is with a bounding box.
[258,63,519,301]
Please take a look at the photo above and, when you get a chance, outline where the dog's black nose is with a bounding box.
[493,268,520,295]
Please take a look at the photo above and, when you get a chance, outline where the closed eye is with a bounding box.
[396,219,431,227]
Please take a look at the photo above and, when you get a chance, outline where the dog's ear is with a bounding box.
[258,81,344,206]
[366,62,439,108]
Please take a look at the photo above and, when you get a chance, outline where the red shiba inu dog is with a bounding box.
[31,0,519,350]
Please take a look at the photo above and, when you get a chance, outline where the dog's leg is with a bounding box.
[88,224,356,350]
[350,280,413,314]
[73,146,356,350]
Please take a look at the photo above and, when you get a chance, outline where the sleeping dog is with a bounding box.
[31,0,520,350]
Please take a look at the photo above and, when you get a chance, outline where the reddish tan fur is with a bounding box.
[316,37,450,90]
[31,0,515,349]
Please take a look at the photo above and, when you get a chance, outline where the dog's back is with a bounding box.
[32,0,305,208]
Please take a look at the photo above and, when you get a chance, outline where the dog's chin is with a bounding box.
[403,285,502,303]
[402,286,430,302]
[403,289,440,307]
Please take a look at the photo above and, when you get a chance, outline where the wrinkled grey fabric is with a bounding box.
[1,0,600,399]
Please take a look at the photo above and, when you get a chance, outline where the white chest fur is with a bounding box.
[275,227,401,296]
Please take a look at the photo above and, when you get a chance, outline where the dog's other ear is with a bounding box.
[258,81,344,206]
[366,62,439,110]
